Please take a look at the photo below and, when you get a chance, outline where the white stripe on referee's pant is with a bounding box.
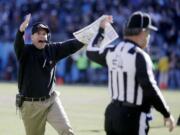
[139,112,147,135]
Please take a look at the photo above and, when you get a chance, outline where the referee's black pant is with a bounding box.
[105,100,150,135]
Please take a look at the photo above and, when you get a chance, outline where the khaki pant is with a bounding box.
[20,92,74,135]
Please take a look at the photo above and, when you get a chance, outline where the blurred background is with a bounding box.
[0,0,180,90]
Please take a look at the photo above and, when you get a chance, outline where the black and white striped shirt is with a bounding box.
[86,28,170,118]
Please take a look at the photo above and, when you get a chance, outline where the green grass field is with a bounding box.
[0,82,179,135]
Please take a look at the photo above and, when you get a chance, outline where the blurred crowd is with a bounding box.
[0,0,180,89]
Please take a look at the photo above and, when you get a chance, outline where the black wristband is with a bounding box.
[99,27,105,34]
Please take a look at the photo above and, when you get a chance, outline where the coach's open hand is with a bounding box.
[100,15,113,29]
[164,114,176,132]
[20,13,31,32]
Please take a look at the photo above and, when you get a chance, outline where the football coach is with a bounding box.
[14,14,85,135]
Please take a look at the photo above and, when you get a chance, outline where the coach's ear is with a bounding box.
[31,34,35,44]
[20,14,31,32]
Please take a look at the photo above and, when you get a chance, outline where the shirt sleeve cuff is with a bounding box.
[18,30,24,35]
[99,27,105,34]
[163,111,170,118]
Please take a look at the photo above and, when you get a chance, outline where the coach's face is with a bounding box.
[31,29,48,49]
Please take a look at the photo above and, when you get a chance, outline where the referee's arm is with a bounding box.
[86,28,107,67]
[136,52,170,118]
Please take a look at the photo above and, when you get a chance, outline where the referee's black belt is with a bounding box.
[112,100,140,108]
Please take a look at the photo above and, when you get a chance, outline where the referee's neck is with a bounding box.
[124,36,143,49]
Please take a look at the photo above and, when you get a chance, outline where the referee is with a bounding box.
[86,12,175,135]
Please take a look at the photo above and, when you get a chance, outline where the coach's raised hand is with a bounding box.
[100,15,113,29]
[20,14,31,32]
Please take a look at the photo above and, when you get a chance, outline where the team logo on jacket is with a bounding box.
[49,60,53,65]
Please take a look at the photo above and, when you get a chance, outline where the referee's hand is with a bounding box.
[164,114,176,132]
[100,15,113,29]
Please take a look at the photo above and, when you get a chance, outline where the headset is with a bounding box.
[47,32,51,43]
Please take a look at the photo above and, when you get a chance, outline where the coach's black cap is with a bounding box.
[31,23,50,34]
[124,11,158,36]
